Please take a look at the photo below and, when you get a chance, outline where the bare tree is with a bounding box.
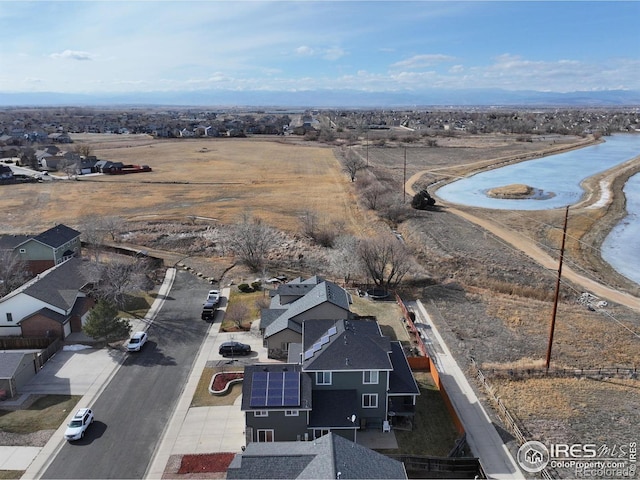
[342,149,366,182]
[0,251,30,297]
[57,157,78,179]
[226,213,279,272]
[299,209,319,239]
[299,209,337,247]
[329,235,361,286]
[80,217,106,262]
[85,257,154,310]
[101,216,125,242]
[225,302,250,330]
[361,183,389,210]
[73,144,93,157]
[358,235,412,291]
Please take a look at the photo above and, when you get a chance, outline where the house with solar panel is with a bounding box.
[241,317,419,444]
[260,276,353,359]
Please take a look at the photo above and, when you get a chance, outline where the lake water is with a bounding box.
[601,172,640,284]
[434,134,640,285]
[435,134,640,210]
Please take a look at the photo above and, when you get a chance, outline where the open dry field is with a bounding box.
[2,131,639,472]
[1,134,368,236]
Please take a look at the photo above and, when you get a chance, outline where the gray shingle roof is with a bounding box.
[302,319,392,372]
[388,341,420,395]
[0,234,31,250]
[0,352,31,379]
[263,281,351,338]
[31,224,80,248]
[226,432,407,479]
[21,258,90,311]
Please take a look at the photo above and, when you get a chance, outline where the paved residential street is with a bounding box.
[42,270,211,479]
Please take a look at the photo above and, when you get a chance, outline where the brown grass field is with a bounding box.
[2,134,370,236]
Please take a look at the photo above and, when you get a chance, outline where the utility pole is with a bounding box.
[545,205,569,370]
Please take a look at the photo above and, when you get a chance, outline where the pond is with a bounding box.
[434,134,640,285]
[435,134,640,211]
[601,172,640,284]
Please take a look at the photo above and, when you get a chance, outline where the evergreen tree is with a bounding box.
[83,300,132,345]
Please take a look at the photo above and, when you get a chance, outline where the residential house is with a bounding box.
[94,160,124,173]
[0,257,93,338]
[0,351,38,399]
[47,132,72,143]
[226,432,407,479]
[14,223,81,275]
[241,318,419,444]
[261,276,352,359]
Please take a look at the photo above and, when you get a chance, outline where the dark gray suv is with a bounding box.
[219,341,251,357]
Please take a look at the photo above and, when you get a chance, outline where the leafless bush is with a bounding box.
[225,303,250,329]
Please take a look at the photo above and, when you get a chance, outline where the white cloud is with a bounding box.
[391,54,456,69]
[295,46,315,56]
[49,50,94,61]
[294,45,346,61]
[324,47,346,61]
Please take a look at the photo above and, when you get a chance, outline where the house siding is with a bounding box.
[312,371,389,425]
[266,330,302,360]
[0,295,58,331]
[20,314,66,339]
[247,410,308,442]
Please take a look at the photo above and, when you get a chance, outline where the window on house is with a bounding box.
[281,342,290,353]
[254,410,268,417]
[257,429,274,442]
[363,370,379,384]
[313,428,330,439]
[316,371,332,385]
[6,313,13,323]
[19,248,26,254]
[285,410,299,417]
[362,393,378,409]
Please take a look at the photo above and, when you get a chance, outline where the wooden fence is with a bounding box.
[0,337,56,349]
[388,454,482,479]
[470,358,557,480]
[34,338,63,370]
[396,293,465,435]
[478,365,637,380]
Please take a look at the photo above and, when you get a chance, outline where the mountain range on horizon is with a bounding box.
[1,88,639,109]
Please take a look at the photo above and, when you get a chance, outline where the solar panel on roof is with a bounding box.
[249,370,300,408]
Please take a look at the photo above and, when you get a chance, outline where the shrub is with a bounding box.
[238,283,253,293]
[251,281,262,291]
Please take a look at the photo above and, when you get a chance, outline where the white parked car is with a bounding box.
[127,331,148,352]
[206,289,220,305]
[64,408,94,441]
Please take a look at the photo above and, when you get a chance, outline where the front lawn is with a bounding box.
[0,395,80,433]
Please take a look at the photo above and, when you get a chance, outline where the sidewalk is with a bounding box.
[16,268,177,479]
[411,300,525,480]
[146,286,268,477]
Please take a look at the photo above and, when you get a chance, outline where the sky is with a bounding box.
[0,1,639,96]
